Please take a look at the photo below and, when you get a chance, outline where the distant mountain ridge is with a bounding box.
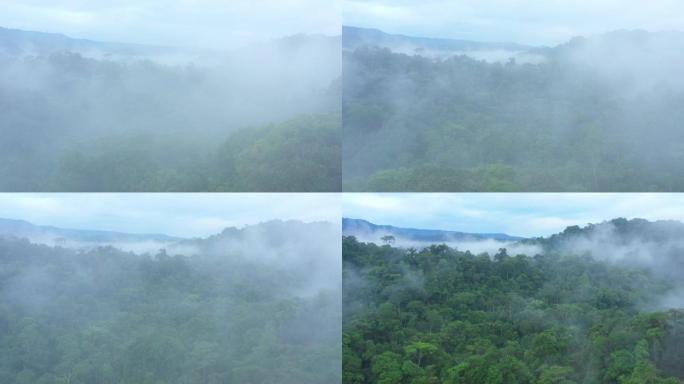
[0,218,338,256]
[0,217,181,244]
[0,26,181,57]
[0,26,342,68]
[344,26,684,69]
[343,26,532,53]
[343,218,523,242]
[343,217,684,248]
[0,25,341,55]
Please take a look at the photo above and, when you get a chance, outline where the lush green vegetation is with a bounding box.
[342,42,684,192]
[342,236,684,383]
[0,221,340,383]
[54,113,340,192]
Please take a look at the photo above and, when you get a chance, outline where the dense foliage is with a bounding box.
[54,113,341,192]
[342,38,684,192]
[342,236,684,383]
[0,222,341,383]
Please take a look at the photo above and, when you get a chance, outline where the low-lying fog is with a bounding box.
[0,218,342,383]
[0,27,342,191]
[543,219,684,309]
[346,218,684,310]
[1,219,342,298]
[349,232,541,256]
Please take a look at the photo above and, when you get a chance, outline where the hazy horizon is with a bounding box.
[0,0,342,50]
[0,194,341,238]
[344,0,684,46]
[344,194,684,237]
[344,23,684,46]
[0,23,341,51]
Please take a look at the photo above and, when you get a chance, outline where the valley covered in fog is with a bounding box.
[343,217,684,383]
[0,218,341,383]
[343,27,684,192]
[0,26,341,192]
[342,217,540,256]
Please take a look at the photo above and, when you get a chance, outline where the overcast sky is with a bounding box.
[0,0,341,49]
[344,193,684,238]
[0,194,340,238]
[344,0,684,45]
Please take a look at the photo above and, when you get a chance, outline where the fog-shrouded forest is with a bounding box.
[342,217,542,256]
[343,218,684,383]
[0,219,341,384]
[343,27,684,192]
[0,27,341,192]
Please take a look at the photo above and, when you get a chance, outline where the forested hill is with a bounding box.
[534,218,684,248]
[201,219,338,244]
[343,217,684,279]
[523,218,684,284]
[0,217,341,262]
[342,233,684,383]
[0,220,341,383]
[343,29,684,192]
[343,218,522,242]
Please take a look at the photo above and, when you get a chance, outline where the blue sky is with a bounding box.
[343,194,684,237]
[344,0,684,45]
[0,194,341,238]
[0,0,341,49]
